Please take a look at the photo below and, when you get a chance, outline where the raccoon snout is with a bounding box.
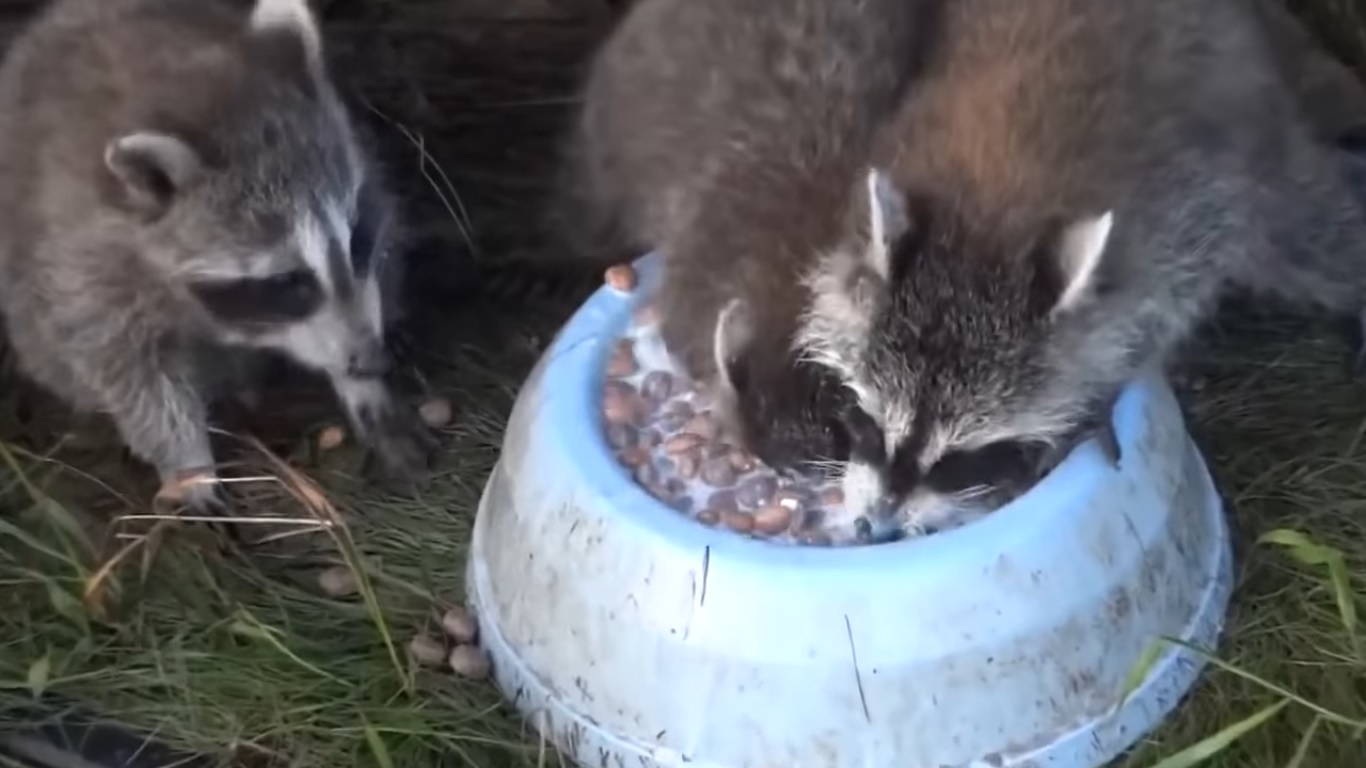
[346,344,392,379]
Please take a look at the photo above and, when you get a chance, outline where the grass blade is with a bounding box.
[1147,699,1289,768]
[1284,715,1321,768]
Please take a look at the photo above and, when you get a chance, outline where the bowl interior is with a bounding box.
[541,253,1147,576]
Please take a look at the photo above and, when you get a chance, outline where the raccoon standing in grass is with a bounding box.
[795,0,1366,539]
[549,0,934,473]
[0,0,434,510]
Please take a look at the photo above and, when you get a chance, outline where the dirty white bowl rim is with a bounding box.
[556,252,1127,576]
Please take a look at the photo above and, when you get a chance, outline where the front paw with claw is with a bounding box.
[356,397,439,489]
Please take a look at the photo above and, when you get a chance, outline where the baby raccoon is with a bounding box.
[796,0,1366,538]
[0,0,432,510]
[550,0,934,472]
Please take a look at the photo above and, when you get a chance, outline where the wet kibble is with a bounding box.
[700,456,737,487]
[642,370,674,402]
[664,432,706,455]
[618,446,649,467]
[707,489,738,514]
[605,263,638,292]
[736,476,777,508]
[675,450,700,480]
[721,510,755,534]
[599,297,870,547]
[753,504,793,535]
[728,449,759,473]
[602,381,641,424]
[607,340,639,378]
[682,413,719,440]
[605,422,637,450]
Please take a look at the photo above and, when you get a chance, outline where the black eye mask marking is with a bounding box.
[839,403,886,467]
[924,439,1045,495]
[190,269,323,326]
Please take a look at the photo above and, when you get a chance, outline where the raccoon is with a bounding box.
[548,0,934,473]
[0,0,433,511]
[795,0,1366,538]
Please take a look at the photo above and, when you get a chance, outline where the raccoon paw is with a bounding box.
[359,400,439,490]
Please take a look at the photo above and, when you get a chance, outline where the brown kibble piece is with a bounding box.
[617,446,649,467]
[675,450,700,480]
[317,425,346,452]
[682,413,719,441]
[448,645,492,680]
[696,508,720,527]
[774,489,807,512]
[605,264,638,292]
[607,339,638,378]
[820,487,845,506]
[635,462,660,488]
[605,422,638,450]
[721,510,755,534]
[441,605,479,644]
[728,449,759,473]
[664,432,706,455]
[753,504,793,535]
[602,381,641,424]
[707,489,738,514]
[736,475,777,508]
[641,370,674,403]
[318,566,357,597]
[641,429,663,448]
[700,455,737,487]
[409,634,448,667]
[419,397,453,428]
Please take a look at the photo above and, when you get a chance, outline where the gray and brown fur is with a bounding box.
[548,0,934,472]
[0,0,431,510]
[798,0,1366,537]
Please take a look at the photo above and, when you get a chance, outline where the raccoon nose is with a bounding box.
[347,345,392,379]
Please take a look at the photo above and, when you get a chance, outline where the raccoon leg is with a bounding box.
[330,376,437,486]
[94,363,225,513]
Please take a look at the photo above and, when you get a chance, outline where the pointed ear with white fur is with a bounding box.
[864,167,909,279]
[1043,211,1114,315]
[713,298,755,395]
[104,132,203,216]
[247,0,324,77]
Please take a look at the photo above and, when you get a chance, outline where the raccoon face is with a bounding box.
[796,168,1116,534]
[99,0,396,382]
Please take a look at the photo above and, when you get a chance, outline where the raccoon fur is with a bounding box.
[0,0,433,510]
[549,0,934,473]
[796,0,1366,538]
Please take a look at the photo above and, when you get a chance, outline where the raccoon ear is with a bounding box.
[1039,211,1114,315]
[713,298,755,394]
[865,167,909,279]
[104,132,203,214]
[247,0,324,78]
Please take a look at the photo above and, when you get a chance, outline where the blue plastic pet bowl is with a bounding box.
[466,253,1234,768]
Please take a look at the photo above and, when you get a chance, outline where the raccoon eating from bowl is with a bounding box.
[795,0,1366,540]
[0,0,434,511]
[549,0,937,477]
